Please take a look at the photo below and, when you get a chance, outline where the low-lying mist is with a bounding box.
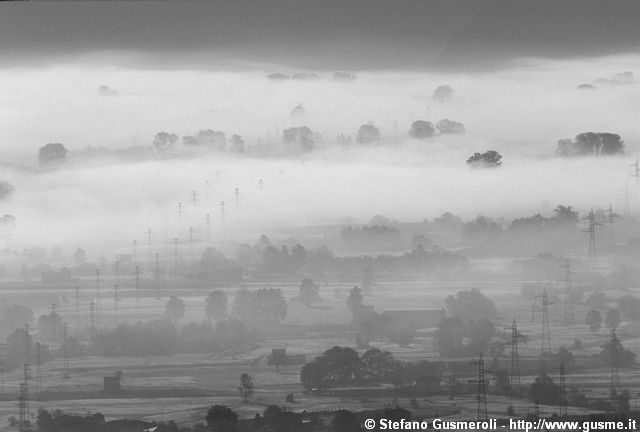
[1,53,640,253]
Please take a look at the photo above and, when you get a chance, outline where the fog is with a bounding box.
[1,54,640,251]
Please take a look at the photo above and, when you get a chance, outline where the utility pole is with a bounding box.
[74,286,80,329]
[0,343,5,393]
[154,252,160,280]
[188,227,194,264]
[89,302,95,335]
[146,228,153,269]
[533,289,552,358]
[135,266,141,312]
[132,239,138,265]
[205,213,211,242]
[561,259,574,325]
[173,238,179,277]
[35,343,41,393]
[62,322,70,379]
[95,269,102,308]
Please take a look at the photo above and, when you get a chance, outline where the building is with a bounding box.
[381,308,445,332]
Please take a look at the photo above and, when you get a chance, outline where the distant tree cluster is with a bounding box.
[445,288,497,320]
[433,85,454,102]
[294,278,321,306]
[466,150,502,168]
[282,126,318,152]
[356,123,380,144]
[556,132,624,156]
[408,119,465,139]
[91,318,249,356]
[232,288,287,327]
[341,225,401,251]
[300,345,442,390]
[434,317,496,357]
[38,143,68,165]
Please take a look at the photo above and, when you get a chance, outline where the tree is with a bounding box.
[205,290,228,321]
[556,132,624,156]
[0,181,14,200]
[332,410,361,432]
[230,134,245,153]
[205,405,239,432]
[616,294,640,321]
[38,143,67,165]
[445,288,497,321]
[38,312,64,343]
[585,309,602,334]
[436,119,465,135]
[528,371,560,405]
[301,346,361,389]
[360,348,398,380]
[346,286,363,312]
[356,123,380,144]
[152,132,179,154]
[194,129,226,151]
[466,150,502,168]
[282,126,316,152]
[599,332,636,368]
[238,373,254,402]
[297,278,321,306]
[73,248,86,266]
[408,120,436,139]
[434,317,466,356]
[433,85,454,102]
[164,296,185,322]
[605,308,621,330]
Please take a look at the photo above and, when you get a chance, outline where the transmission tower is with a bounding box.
[533,289,552,358]
[582,209,602,262]
[89,302,95,334]
[24,324,30,364]
[154,252,160,280]
[504,319,523,394]
[470,352,490,421]
[188,227,194,264]
[146,228,153,269]
[234,187,240,214]
[561,259,574,325]
[134,266,141,312]
[606,204,620,243]
[559,360,567,416]
[173,238,179,277]
[0,343,5,393]
[205,213,211,242]
[62,322,70,379]
[258,179,264,190]
[18,382,29,432]
[177,202,183,221]
[609,328,621,398]
[95,269,102,308]
[74,286,80,329]
[113,284,119,319]
[132,239,138,265]
[35,343,41,393]
[191,190,198,206]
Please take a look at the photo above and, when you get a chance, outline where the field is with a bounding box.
[0,271,638,429]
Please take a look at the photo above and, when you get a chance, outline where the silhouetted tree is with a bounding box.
[528,371,560,405]
[556,132,624,156]
[164,296,185,322]
[445,288,497,321]
[433,85,454,102]
[466,150,502,168]
[205,405,239,432]
[205,290,228,321]
[297,278,321,306]
[436,119,465,134]
[356,123,380,144]
[152,132,178,154]
[408,120,436,139]
[239,373,254,402]
[282,126,316,152]
[586,309,602,334]
[38,143,67,165]
[605,308,621,330]
[332,410,361,432]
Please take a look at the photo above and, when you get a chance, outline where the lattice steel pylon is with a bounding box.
[561,259,574,325]
[559,360,567,416]
[609,328,621,398]
[503,319,523,394]
[582,209,602,262]
[606,204,620,243]
[533,289,553,358]
[470,352,491,421]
